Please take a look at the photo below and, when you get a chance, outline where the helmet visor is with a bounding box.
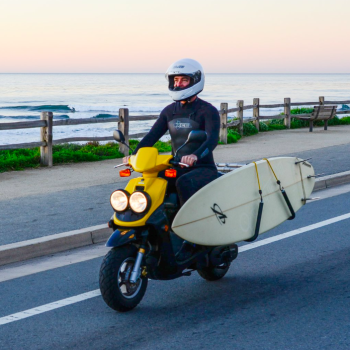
[167,70,202,91]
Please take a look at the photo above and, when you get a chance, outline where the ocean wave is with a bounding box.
[71,104,162,113]
[0,115,39,120]
[93,114,118,119]
[0,105,74,113]
[0,114,70,120]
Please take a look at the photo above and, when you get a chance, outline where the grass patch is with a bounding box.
[0,139,172,172]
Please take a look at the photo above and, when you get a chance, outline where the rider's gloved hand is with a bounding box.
[181,154,198,167]
[123,155,131,165]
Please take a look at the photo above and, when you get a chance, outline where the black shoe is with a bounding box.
[176,241,195,262]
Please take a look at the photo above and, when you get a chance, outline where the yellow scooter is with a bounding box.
[99,130,238,312]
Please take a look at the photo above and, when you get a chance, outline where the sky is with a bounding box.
[0,0,349,73]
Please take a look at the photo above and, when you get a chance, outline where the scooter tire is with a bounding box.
[99,245,148,312]
[197,263,230,281]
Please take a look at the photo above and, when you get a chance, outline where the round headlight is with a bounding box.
[110,190,128,212]
[129,192,148,213]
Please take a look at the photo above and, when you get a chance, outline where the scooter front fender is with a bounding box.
[106,229,138,248]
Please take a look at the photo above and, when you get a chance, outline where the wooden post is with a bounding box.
[40,112,53,167]
[237,100,244,136]
[118,108,129,157]
[284,98,291,129]
[253,98,260,131]
[319,96,325,130]
[219,103,228,144]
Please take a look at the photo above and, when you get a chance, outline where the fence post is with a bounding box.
[253,98,260,131]
[219,103,228,144]
[40,112,53,167]
[118,108,130,157]
[284,98,291,129]
[237,100,244,136]
[319,96,324,106]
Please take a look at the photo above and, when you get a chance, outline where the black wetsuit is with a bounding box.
[133,97,220,205]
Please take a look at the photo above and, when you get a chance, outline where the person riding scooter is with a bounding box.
[123,58,220,260]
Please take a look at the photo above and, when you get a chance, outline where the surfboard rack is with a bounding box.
[245,162,264,242]
[281,189,296,220]
[245,200,264,242]
[295,158,312,165]
[307,173,325,178]
[216,163,244,173]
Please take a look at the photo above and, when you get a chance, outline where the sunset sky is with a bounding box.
[1,0,349,73]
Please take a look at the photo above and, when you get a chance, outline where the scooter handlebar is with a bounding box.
[169,160,190,168]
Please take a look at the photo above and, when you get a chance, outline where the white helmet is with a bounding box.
[165,58,205,101]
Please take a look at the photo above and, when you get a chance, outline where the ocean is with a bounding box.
[1,73,349,145]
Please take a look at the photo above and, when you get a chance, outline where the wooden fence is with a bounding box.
[1,96,349,167]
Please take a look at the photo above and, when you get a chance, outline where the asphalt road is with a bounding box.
[1,186,350,349]
[2,144,350,246]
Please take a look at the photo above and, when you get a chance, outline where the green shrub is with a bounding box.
[339,116,350,125]
[290,107,314,115]
[268,124,286,130]
[227,130,241,143]
[243,123,258,136]
[259,122,269,132]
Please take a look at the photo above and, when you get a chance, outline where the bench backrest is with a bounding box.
[311,106,337,121]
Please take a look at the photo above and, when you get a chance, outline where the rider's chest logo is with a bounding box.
[211,203,227,225]
[174,120,192,130]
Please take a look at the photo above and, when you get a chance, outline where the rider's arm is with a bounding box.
[132,113,168,155]
[192,106,220,160]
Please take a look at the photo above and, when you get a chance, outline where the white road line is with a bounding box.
[0,290,101,326]
[0,245,109,283]
[1,212,350,326]
[239,212,350,252]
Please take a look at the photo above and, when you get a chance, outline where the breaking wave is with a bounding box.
[0,105,74,113]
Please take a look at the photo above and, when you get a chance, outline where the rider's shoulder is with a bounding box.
[159,102,175,118]
[197,98,219,114]
[160,102,176,115]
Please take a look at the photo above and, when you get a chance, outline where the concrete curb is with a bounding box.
[1,170,350,267]
[313,170,350,191]
[0,224,111,267]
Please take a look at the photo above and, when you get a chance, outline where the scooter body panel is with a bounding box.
[106,228,138,247]
[113,176,168,227]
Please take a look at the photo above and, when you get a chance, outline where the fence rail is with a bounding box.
[1,96,349,166]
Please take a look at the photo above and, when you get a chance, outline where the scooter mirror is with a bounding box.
[174,130,207,160]
[113,130,126,143]
[187,130,207,144]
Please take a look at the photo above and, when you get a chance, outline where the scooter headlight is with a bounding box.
[110,190,129,212]
[129,192,149,213]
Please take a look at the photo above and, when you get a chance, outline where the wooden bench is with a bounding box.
[298,105,337,132]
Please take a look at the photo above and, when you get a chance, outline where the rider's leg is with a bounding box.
[176,167,218,206]
[175,167,218,261]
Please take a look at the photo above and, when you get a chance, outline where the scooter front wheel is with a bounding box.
[99,245,148,312]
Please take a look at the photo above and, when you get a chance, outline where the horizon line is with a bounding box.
[1,72,350,75]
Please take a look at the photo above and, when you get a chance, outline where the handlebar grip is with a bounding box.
[169,160,190,168]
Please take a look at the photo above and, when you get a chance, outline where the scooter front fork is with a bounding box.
[130,247,145,283]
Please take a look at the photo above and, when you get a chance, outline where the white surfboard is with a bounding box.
[172,157,315,246]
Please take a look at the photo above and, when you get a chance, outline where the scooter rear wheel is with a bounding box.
[99,245,148,312]
[197,263,230,281]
